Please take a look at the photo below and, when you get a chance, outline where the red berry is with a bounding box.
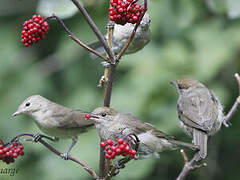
[12,153,18,158]
[115,148,121,155]
[105,145,111,151]
[124,145,130,152]
[100,142,106,147]
[111,151,116,159]
[129,149,136,156]
[106,139,114,146]
[105,154,112,159]
[109,0,145,25]
[85,114,91,119]
[107,149,112,155]
[111,146,117,152]
[119,144,125,150]
[117,138,124,144]
[6,152,12,157]
[3,147,10,152]
[21,14,49,47]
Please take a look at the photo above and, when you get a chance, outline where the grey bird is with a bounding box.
[12,95,94,159]
[171,78,225,161]
[88,107,198,159]
[89,13,151,59]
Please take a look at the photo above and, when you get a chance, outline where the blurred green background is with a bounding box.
[1,0,240,179]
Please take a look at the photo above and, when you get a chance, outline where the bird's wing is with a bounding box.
[121,114,174,140]
[51,107,94,129]
[178,86,218,132]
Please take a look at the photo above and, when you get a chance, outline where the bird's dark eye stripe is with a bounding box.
[25,102,30,106]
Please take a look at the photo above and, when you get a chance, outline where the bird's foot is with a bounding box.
[32,133,57,142]
[115,159,126,169]
[32,133,42,142]
[223,119,231,127]
[60,153,69,160]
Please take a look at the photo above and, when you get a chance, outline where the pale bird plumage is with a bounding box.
[89,107,198,159]
[89,13,151,59]
[172,78,224,161]
[13,95,94,159]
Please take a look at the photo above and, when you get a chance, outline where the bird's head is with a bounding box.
[140,13,151,30]
[171,78,199,94]
[86,107,118,124]
[12,95,48,117]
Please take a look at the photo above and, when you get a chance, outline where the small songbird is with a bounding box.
[171,78,225,161]
[89,13,151,59]
[12,95,94,159]
[88,107,198,159]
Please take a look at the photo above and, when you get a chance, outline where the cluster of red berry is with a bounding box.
[109,0,145,25]
[100,138,136,159]
[0,140,24,164]
[21,15,49,47]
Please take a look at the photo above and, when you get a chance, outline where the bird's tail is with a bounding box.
[88,41,105,59]
[193,129,208,161]
[168,139,199,151]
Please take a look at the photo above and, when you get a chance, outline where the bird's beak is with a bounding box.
[170,81,178,88]
[12,111,21,117]
[85,113,100,121]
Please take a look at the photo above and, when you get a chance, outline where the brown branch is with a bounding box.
[7,133,99,179]
[71,0,116,64]
[116,0,148,61]
[69,34,109,62]
[99,21,116,179]
[46,14,108,62]
[176,150,207,180]
[224,73,240,125]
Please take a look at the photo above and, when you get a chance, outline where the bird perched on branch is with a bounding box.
[87,107,198,159]
[12,95,94,159]
[89,13,151,59]
[171,78,225,161]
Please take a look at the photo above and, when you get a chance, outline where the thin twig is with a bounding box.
[116,0,148,61]
[71,0,116,64]
[176,150,207,180]
[6,133,99,179]
[46,14,108,62]
[224,73,240,124]
[69,34,109,62]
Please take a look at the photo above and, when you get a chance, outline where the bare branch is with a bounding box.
[176,150,207,180]
[224,73,240,125]
[180,149,189,163]
[71,0,116,63]
[99,21,116,179]
[46,14,108,62]
[6,133,99,179]
[116,0,148,61]
[69,34,109,62]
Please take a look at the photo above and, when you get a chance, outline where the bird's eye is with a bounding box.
[101,113,107,117]
[25,102,30,107]
[178,84,183,89]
